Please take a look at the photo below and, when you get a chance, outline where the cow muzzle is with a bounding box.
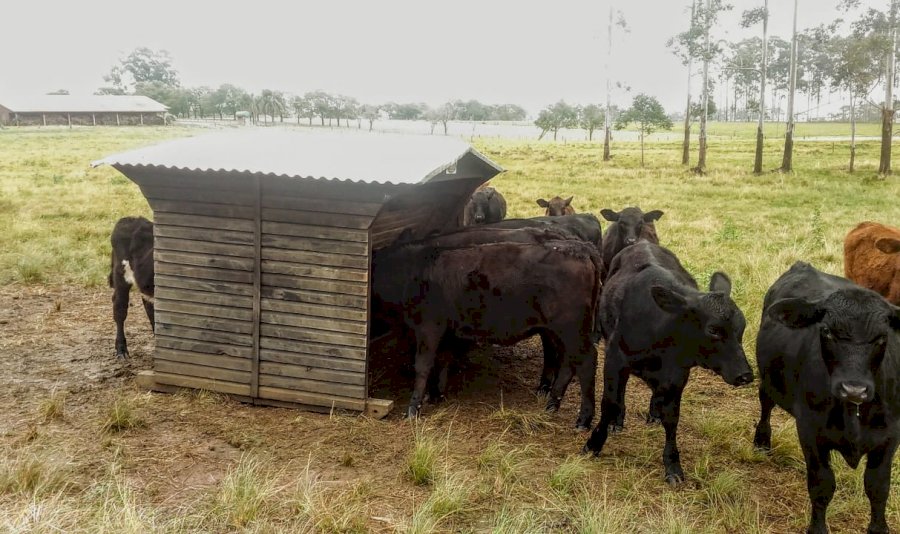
[837,381,871,405]
[624,237,637,245]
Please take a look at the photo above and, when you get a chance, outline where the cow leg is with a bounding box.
[112,283,130,359]
[573,343,598,431]
[646,393,663,425]
[659,386,685,486]
[583,335,628,455]
[537,332,559,395]
[753,387,776,451]
[864,441,898,534]
[141,296,155,333]
[800,437,835,534]
[407,325,442,418]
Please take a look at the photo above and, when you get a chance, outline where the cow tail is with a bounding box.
[588,247,604,344]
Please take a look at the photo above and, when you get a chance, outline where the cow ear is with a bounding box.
[564,196,574,206]
[709,272,732,296]
[601,209,619,222]
[875,237,900,254]
[643,210,664,222]
[890,305,900,331]
[767,298,825,328]
[536,198,549,208]
[651,285,689,314]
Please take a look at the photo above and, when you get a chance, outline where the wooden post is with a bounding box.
[140,113,144,125]
[92,113,96,126]
[67,113,71,128]
[250,175,262,398]
[42,113,46,126]
[116,113,120,126]
[14,113,19,126]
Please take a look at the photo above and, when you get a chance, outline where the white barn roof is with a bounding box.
[94,129,503,185]
[1,95,167,113]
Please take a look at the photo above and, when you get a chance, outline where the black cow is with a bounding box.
[109,216,155,359]
[583,241,753,485]
[373,238,602,429]
[463,186,507,225]
[536,195,575,216]
[599,206,663,280]
[754,262,900,534]
[489,213,603,253]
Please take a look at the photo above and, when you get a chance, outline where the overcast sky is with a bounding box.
[1,0,884,115]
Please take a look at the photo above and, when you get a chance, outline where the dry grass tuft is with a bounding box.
[0,451,69,497]
[293,461,368,534]
[39,388,67,422]
[407,424,439,486]
[549,455,590,495]
[100,395,144,434]
[214,454,275,529]
[488,405,558,436]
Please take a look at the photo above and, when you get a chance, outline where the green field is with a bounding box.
[0,124,898,532]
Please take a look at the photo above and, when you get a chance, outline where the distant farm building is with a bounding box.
[0,95,168,126]
[95,130,502,417]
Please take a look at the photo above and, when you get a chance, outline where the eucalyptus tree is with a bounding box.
[615,94,673,167]
[667,0,701,165]
[603,5,629,161]
[780,0,800,173]
[578,104,605,141]
[694,0,732,174]
[742,2,768,174]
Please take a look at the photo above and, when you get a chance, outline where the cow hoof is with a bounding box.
[404,406,421,419]
[115,351,129,360]
[535,384,551,396]
[574,422,590,432]
[581,444,601,457]
[544,399,561,413]
[646,415,661,425]
[608,424,624,434]
[665,474,684,487]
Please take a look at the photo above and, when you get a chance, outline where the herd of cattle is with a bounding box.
[109,185,899,533]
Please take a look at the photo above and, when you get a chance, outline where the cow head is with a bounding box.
[651,272,753,386]
[536,195,574,216]
[468,187,497,224]
[767,288,900,405]
[601,207,664,246]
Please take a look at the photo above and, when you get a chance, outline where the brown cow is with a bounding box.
[462,185,507,225]
[537,195,575,216]
[844,221,900,305]
[373,237,602,429]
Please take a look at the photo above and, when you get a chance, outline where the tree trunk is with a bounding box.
[880,1,897,175]
[682,0,694,167]
[603,4,613,162]
[640,131,645,167]
[442,120,448,135]
[754,0,768,175]
[781,0,799,173]
[320,117,324,126]
[850,91,856,173]
[369,119,374,131]
[588,128,594,141]
[694,0,711,174]
[553,129,558,141]
[538,129,547,141]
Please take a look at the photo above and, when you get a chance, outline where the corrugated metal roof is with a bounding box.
[93,129,504,185]
[0,95,167,113]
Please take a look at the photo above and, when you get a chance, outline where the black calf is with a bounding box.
[109,216,154,359]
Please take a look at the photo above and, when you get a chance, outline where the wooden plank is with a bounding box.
[260,310,366,335]
[155,212,255,232]
[260,297,366,321]
[150,199,255,220]
[257,374,365,400]
[261,207,373,230]
[260,247,368,269]
[153,371,252,396]
[156,298,253,321]
[155,236,254,258]
[260,287,366,309]
[155,360,250,384]
[250,174,262,399]
[141,184,255,205]
[261,233,367,256]
[156,323,252,347]
[154,225,254,246]
[260,336,366,360]
[155,275,254,297]
[262,273,367,296]
[155,250,255,271]
[258,386,367,411]
[159,311,253,335]
[157,336,253,358]
[262,221,368,243]
[260,323,367,348]
[259,361,365,385]
[157,262,254,284]
[156,348,252,372]
[261,260,368,282]
[259,348,366,373]
[365,398,394,419]
[156,285,253,308]
[261,194,383,216]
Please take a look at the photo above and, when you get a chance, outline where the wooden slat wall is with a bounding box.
[147,181,256,396]
[257,183,374,407]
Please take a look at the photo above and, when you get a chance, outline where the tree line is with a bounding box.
[94,48,526,130]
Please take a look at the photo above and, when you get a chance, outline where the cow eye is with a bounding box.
[820,326,833,340]
[706,326,725,339]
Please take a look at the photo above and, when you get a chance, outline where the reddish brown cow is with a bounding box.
[536,195,575,216]
[844,221,900,305]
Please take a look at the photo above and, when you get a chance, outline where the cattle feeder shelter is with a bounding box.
[95,130,503,418]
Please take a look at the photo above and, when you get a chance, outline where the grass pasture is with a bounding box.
[0,124,898,533]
